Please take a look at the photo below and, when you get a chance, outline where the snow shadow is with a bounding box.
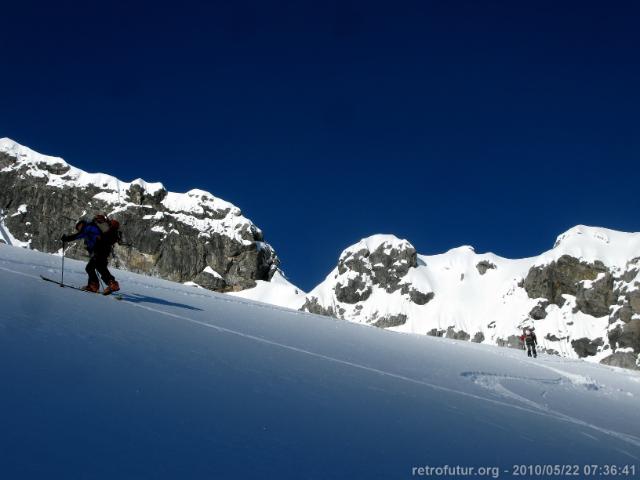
[118,293,203,311]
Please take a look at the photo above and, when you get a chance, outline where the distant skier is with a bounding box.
[61,215,121,294]
[520,328,538,358]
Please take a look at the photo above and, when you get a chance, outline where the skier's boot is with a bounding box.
[81,281,100,293]
[103,280,120,295]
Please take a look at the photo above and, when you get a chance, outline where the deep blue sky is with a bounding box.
[2,1,639,291]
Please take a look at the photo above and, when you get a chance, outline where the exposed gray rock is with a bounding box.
[608,319,640,352]
[629,289,640,312]
[523,255,608,305]
[427,328,446,337]
[476,260,496,275]
[193,269,227,291]
[529,300,549,320]
[611,305,634,324]
[600,352,639,370]
[335,277,372,304]
[571,337,604,358]
[408,288,434,305]
[300,297,337,317]
[371,314,407,328]
[472,332,485,343]
[574,273,615,317]
[336,239,417,294]
[0,150,279,292]
[445,327,470,341]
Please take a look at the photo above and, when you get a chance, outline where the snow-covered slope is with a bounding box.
[227,270,307,309]
[301,227,640,370]
[1,245,639,478]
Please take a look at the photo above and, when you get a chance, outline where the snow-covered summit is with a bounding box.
[546,225,640,268]
[340,234,411,257]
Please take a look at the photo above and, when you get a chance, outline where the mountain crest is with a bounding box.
[0,138,278,291]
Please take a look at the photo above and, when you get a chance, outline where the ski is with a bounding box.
[103,290,123,300]
[41,275,90,291]
[41,275,123,300]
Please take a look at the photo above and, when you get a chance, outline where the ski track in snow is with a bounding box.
[2,259,640,454]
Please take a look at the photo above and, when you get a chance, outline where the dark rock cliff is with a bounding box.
[0,140,279,291]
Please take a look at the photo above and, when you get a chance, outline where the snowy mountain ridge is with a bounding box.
[297,227,640,370]
[0,138,250,243]
[0,137,280,291]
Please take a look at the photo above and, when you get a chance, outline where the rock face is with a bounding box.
[520,250,640,369]
[571,337,604,358]
[301,235,434,325]
[300,227,640,371]
[523,255,609,308]
[529,300,549,320]
[335,237,418,293]
[0,138,279,291]
[476,260,496,275]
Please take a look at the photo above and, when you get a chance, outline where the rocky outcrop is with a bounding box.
[472,332,485,343]
[402,285,434,305]
[371,314,407,328]
[571,337,604,358]
[523,255,609,307]
[0,139,279,291]
[600,352,639,370]
[335,277,372,304]
[601,259,640,368]
[445,327,470,341]
[336,238,417,293]
[301,236,432,321]
[607,320,640,354]
[574,273,615,317]
[300,297,339,317]
[529,300,549,320]
[476,260,496,275]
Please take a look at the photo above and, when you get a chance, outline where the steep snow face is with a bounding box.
[0,138,282,291]
[228,270,307,309]
[1,245,640,478]
[301,228,640,370]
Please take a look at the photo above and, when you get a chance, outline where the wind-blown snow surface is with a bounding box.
[0,245,639,479]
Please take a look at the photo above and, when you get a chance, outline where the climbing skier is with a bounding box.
[520,328,538,358]
[61,215,120,294]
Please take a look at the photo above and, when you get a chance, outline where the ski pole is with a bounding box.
[61,241,66,287]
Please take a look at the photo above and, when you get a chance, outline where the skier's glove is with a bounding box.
[61,234,71,242]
